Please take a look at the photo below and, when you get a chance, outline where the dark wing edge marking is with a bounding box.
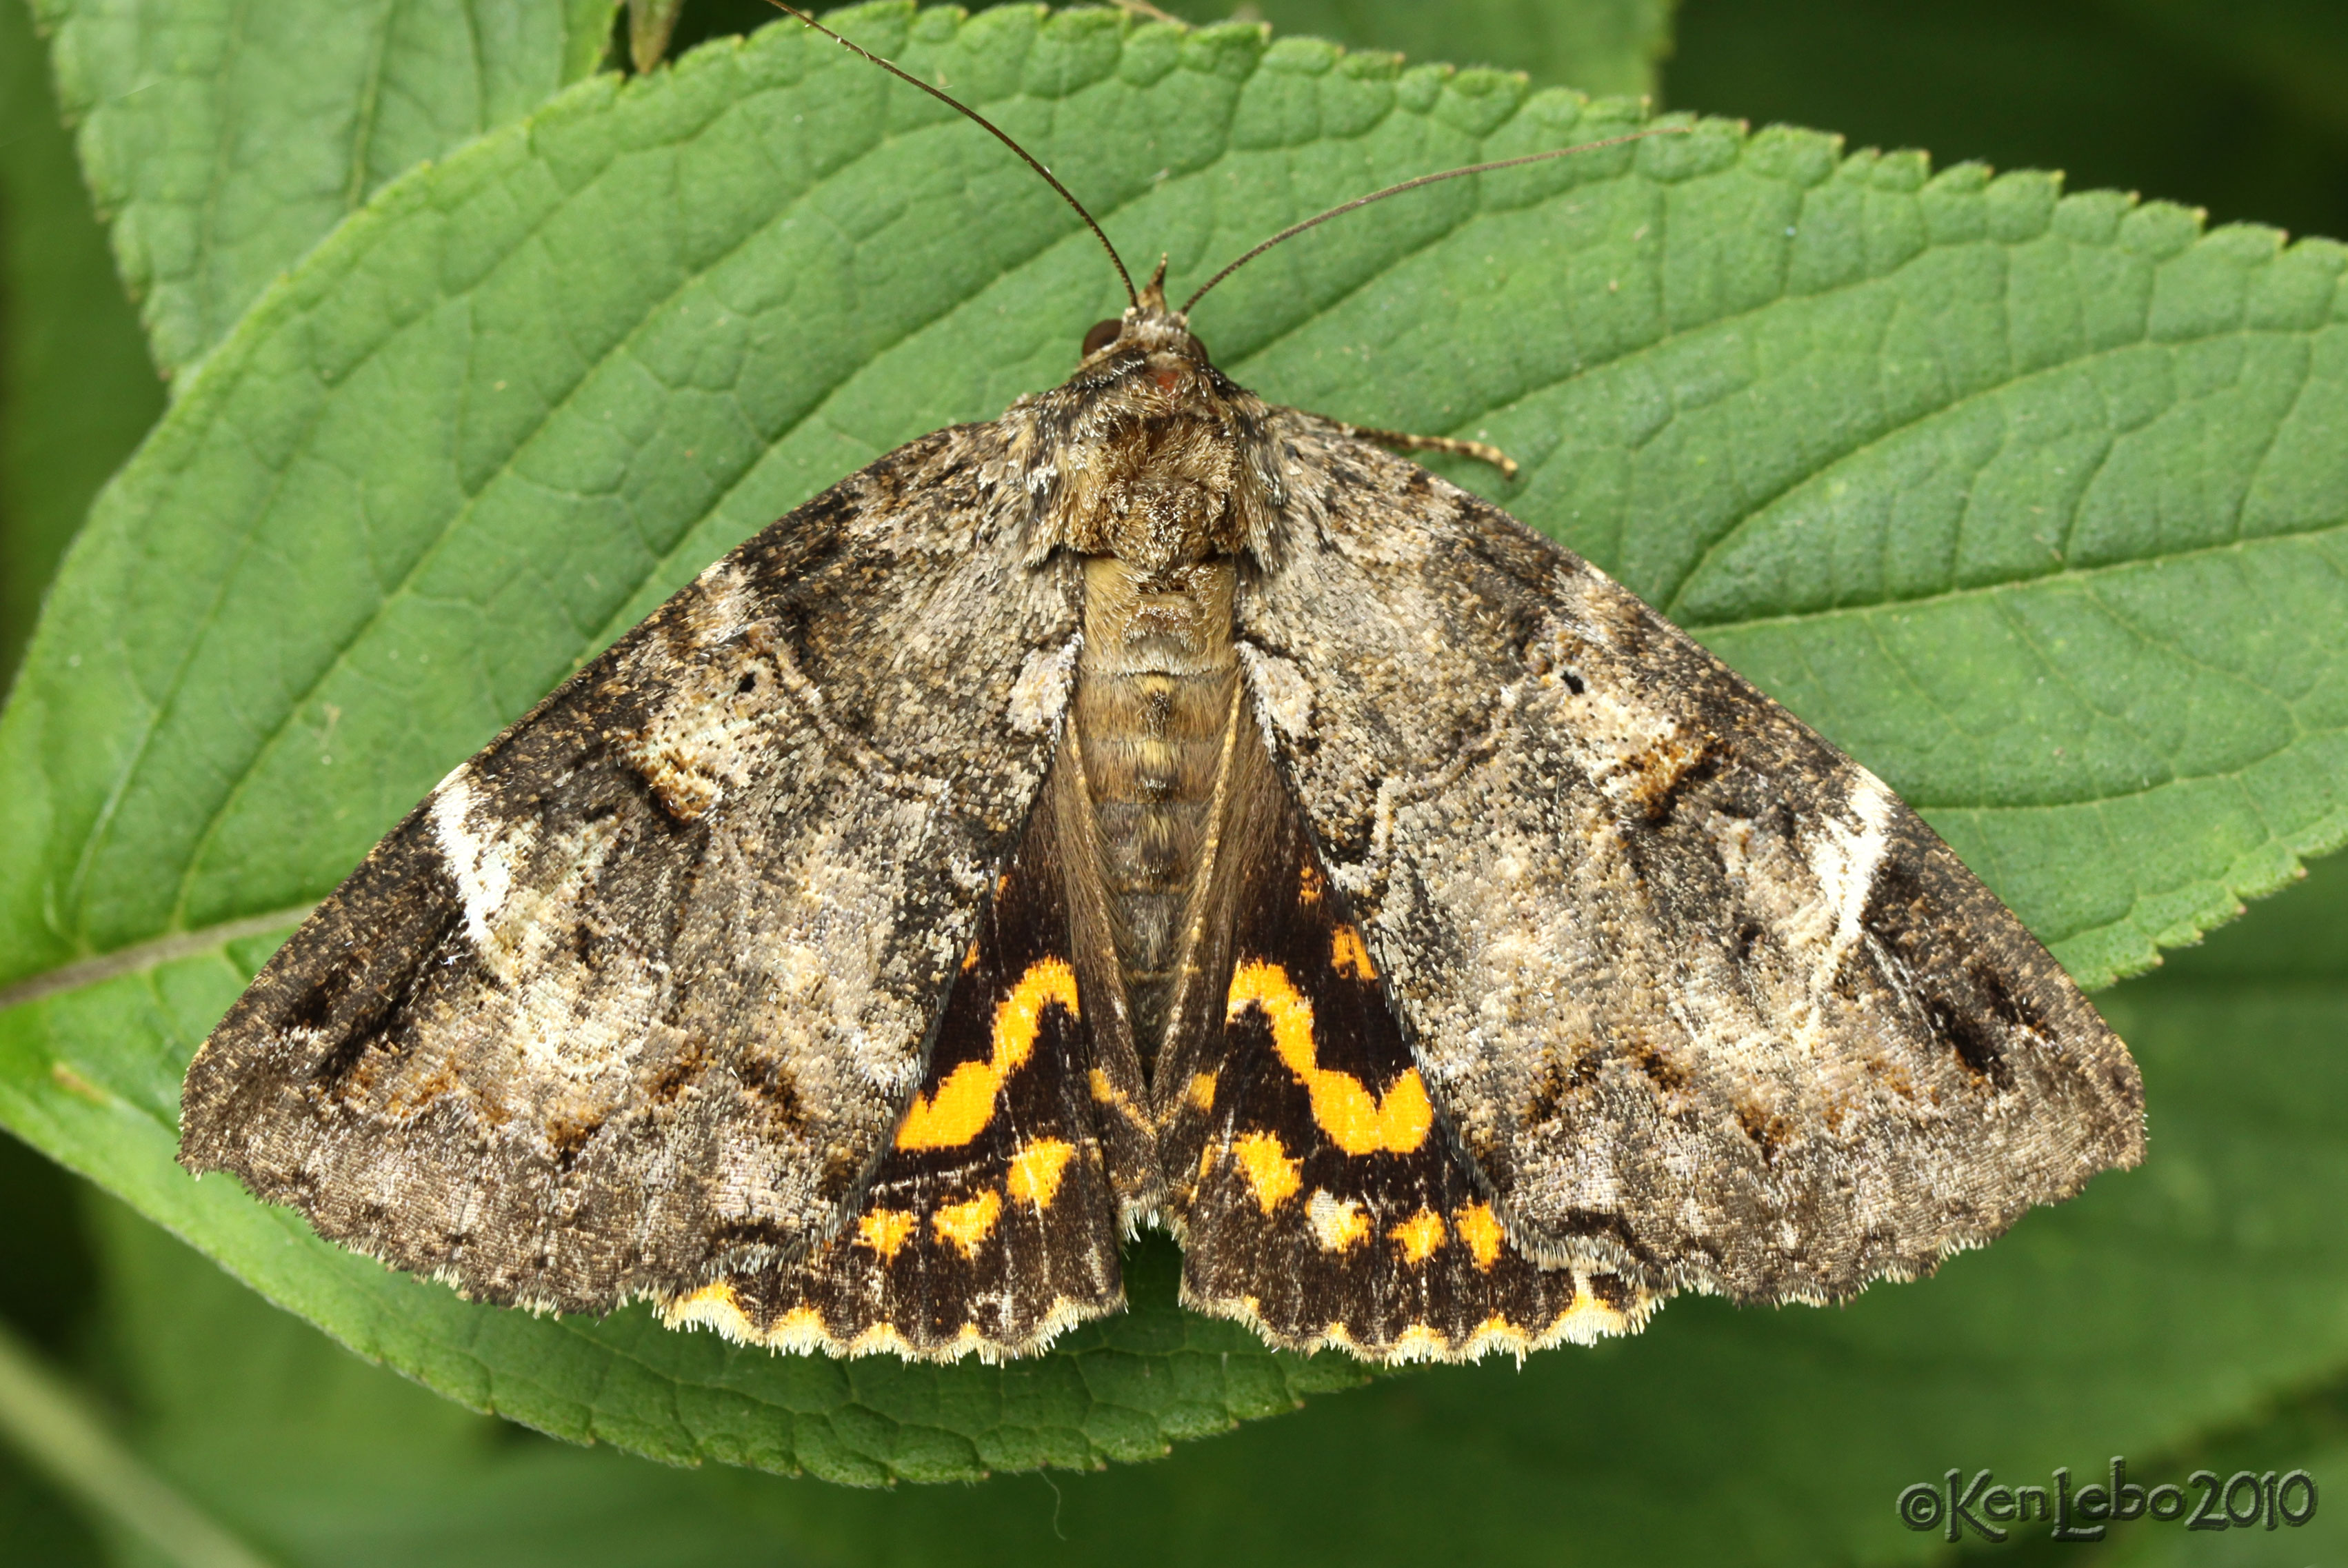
[1148,716,1661,1364]
[178,419,1083,1320]
[1242,410,2145,1309]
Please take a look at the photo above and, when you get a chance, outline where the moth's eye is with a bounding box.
[1184,334,1210,363]
[1080,319,1123,358]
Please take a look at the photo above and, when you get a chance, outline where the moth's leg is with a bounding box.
[1329,421,1520,481]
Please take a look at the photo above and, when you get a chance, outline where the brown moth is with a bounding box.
[178,8,2143,1365]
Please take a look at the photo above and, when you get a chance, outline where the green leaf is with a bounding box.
[0,0,163,688]
[1165,0,1676,97]
[0,1315,272,1568]
[31,0,623,377]
[57,856,2348,1565]
[0,1456,102,1568]
[2,0,2345,1485]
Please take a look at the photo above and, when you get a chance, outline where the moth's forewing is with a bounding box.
[1240,410,2144,1307]
[179,425,1082,1317]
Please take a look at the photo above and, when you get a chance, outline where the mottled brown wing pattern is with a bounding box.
[662,772,1137,1360]
[177,275,2145,1368]
[179,418,1085,1316]
[1155,730,1654,1359]
[1241,410,2143,1305]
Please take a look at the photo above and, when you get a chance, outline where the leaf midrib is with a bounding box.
[0,904,313,1013]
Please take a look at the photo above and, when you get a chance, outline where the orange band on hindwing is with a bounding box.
[895,958,1078,1149]
[1167,748,1648,1359]
[663,772,1133,1360]
[1225,960,1431,1154]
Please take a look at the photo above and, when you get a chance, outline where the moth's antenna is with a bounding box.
[1180,125,1692,315]
[763,2,1138,307]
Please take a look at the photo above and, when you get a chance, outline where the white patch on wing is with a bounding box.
[432,772,666,1085]
[431,776,529,970]
[619,610,799,823]
[1527,620,1703,815]
[507,824,656,1082]
[1805,769,1894,993]
[1711,767,1898,1067]
[1576,690,1688,806]
[690,558,759,639]
[1547,565,1625,647]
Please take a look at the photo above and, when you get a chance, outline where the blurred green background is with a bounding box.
[5,0,2347,1562]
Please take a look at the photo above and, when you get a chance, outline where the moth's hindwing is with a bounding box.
[177,421,1082,1317]
[1160,746,1656,1361]
[663,776,1129,1360]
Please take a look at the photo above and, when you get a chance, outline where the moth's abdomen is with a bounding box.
[1073,556,1241,1069]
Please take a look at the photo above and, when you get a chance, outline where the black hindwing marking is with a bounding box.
[663,783,1128,1360]
[1160,774,1650,1360]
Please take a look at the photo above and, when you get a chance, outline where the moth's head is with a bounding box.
[1075,254,1212,379]
[1058,254,1239,456]
[1049,257,1272,573]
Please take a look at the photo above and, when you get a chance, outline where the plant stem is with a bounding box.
[0,1319,274,1568]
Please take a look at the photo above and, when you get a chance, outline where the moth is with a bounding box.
[180,8,2144,1365]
